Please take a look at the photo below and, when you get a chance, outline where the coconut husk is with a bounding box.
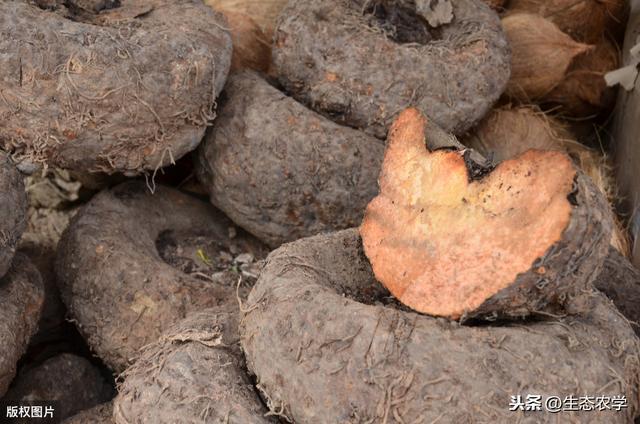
[463,106,571,162]
[464,105,630,257]
[503,13,592,102]
[220,10,271,73]
[205,0,287,39]
[564,142,630,256]
[507,0,627,44]
[546,36,620,117]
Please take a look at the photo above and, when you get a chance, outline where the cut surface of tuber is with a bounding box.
[361,108,611,319]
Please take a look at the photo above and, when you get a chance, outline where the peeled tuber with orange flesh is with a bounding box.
[360,109,612,320]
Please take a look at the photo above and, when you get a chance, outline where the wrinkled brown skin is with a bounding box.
[196,71,384,247]
[0,254,45,396]
[271,0,511,139]
[240,229,640,423]
[62,402,114,424]
[0,153,27,278]
[55,182,264,372]
[593,247,640,334]
[0,0,231,174]
[3,353,114,421]
[114,306,273,424]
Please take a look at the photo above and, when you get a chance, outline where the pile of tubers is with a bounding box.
[0,0,638,423]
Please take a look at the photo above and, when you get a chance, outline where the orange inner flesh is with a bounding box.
[360,109,575,319]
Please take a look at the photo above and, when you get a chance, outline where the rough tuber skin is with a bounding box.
[114,307,273,424]
[0,153,27,279]
[0,254,45,396]
[0,0,232,174]
[55,182,265,372]
[360,108,612,320]
[240,229,640,423]
[272,0,511,139]
[196,71,384,247]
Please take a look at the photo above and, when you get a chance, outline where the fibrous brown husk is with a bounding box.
[565,143,631,257]
[463,105,630,256]
[63,402,114,424]
[220,10,271,73]
[3,353,114,421]
[272,0,511,139]
[546,36,620,117]
[503,13,592,101]
[0,152,27,278]
[196,71,384,248]
[205,0,287,39]
[463,105,571,162]
[240,229,640,423]
[0,0,232,174]
[507,0,627,44]
[55,182,267,372]
[0,254,45,396]
[114,307,272,423]
[360,108,612,319]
